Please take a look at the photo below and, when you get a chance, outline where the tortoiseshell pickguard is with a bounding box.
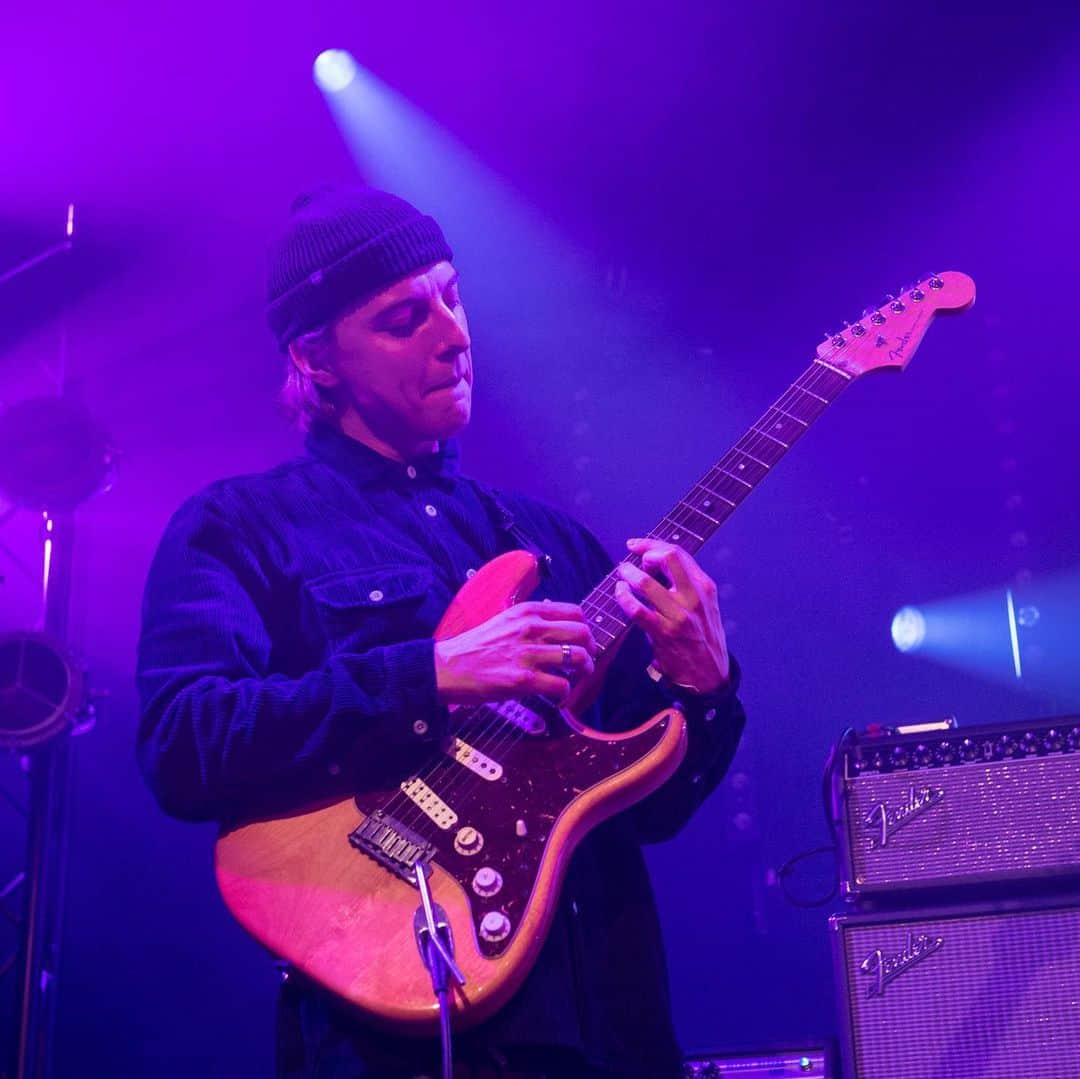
[353,704,673,958]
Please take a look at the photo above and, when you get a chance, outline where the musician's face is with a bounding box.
[325,261,472,458]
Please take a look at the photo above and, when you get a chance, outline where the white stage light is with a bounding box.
[313,50,357,93]
[891,606,926,653]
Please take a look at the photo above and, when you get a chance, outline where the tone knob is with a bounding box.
[472,866,504,898]
[454,826,484,856]
[479,910,512,942]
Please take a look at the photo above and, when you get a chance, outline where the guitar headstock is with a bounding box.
[815,271,976,377]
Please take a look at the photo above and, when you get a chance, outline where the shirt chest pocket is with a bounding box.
[302,564,436,656]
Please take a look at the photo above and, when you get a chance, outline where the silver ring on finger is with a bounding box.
[561,643,572,669]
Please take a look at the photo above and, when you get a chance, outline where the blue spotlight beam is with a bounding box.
[1005,587,1022,679]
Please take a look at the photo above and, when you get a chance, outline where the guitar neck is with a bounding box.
[580,357,856,657]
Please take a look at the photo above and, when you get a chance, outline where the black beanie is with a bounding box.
[265,185,453,351]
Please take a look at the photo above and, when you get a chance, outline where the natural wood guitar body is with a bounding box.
[215,550,688,1033]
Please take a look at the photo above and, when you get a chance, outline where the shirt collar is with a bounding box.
[305,422,461,488]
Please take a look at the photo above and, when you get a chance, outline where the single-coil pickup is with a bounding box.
[400,776,458,830]
[448,737,504,781]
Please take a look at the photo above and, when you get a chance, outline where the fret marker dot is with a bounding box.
[703,499,712,509]
[672,533,681,541]
[737,463,745,471]
[595,614,604,623]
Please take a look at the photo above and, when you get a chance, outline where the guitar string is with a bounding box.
[375,355,855,841]
[378,358,854,844]
[448,361,851,775]
[375,356,855,840]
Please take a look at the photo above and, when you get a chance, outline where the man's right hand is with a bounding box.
[433,601,597,705]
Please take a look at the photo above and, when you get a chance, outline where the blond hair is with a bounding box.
[278,324,338,431]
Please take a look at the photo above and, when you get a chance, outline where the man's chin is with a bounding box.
[424,401,471,440]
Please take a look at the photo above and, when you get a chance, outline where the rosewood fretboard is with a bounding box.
[580,357,854,657]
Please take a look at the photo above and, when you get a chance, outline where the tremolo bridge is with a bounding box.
[349,809,437,884]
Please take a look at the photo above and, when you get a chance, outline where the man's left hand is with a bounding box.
[613,537,730,695]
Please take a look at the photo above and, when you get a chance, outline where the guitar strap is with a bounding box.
[470,481,552,579]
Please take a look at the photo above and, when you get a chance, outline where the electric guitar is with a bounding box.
[215,271,976,1033]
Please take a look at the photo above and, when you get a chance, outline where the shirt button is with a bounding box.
[466,568,477,579]
[327,762,341,776]
[705,708,717,723]
[368,589,384,603]
[406,465,417,479]
[413,719,429,736]
[424,504,438,517]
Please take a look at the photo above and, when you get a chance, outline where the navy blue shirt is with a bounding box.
[136,423,746,1076]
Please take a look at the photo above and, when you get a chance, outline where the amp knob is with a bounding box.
[479,910,512,942]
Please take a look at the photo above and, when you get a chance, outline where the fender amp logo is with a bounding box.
[860,932,944,998]
[864,785,945,849]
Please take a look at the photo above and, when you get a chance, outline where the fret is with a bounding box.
[724,449,770,481]
[758,407,807,448]
[747,423,790,444]
[812,358,855,388]
[736,430,787,465]
[701,471,754,507]
[678,498,721,527]
[584,618,619,650]
[772,403,810,428]
[652,518,704,550]
[689,481,736,511]
[721,451,769,485]
[789,382,830,409]
[716,467,752,489]
[670,501,719,535]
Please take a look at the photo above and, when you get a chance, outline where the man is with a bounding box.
[136,185,746,1078]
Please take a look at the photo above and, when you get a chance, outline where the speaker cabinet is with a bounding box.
[831,896,1080,1078]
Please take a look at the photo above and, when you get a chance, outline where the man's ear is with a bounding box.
[288,336,340,389]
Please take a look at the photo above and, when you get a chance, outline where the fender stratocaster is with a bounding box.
[215,271,976,1033]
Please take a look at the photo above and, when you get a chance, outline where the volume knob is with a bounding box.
[454,826,484,856]
[479,911,512,942]
[472,866,503,897]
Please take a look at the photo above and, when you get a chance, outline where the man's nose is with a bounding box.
[435,305,470,354]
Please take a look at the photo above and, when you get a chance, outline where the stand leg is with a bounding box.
[14,736,72,1079]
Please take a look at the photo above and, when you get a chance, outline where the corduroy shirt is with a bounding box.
[136,423,746,1077]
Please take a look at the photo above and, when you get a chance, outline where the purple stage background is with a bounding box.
[2,4,1079,1074]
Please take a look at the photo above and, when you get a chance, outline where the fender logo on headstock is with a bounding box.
[887,330,914,364]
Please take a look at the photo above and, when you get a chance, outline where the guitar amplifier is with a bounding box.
[831,895,1080,1079]
[828,716,1080,899]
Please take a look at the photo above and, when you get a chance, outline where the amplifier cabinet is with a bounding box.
[831,896,1080,1079]
[830,718,1080,899]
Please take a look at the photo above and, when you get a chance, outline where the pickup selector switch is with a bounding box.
[479,910,512,942]
[472,866,504,897]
